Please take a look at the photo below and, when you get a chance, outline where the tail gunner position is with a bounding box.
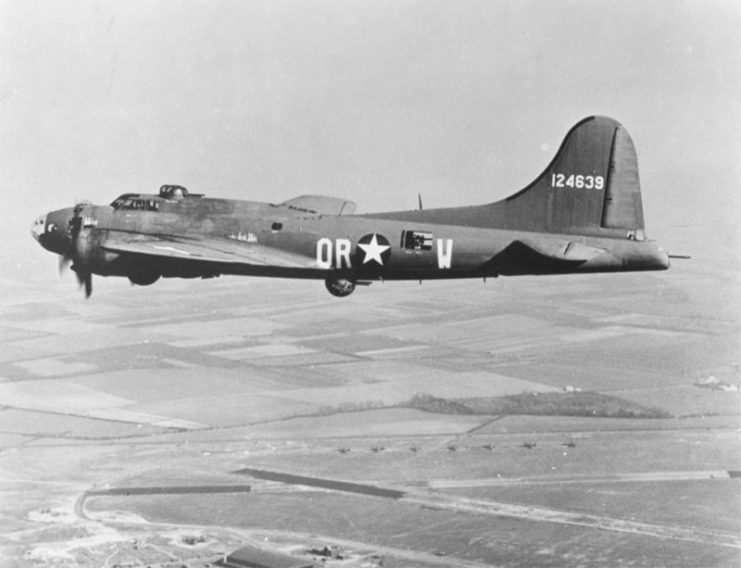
[31,116,671,298]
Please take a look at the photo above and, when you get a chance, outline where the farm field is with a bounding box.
[1,266,739,567]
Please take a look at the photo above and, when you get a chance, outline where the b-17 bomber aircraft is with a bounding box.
[32,116,672,298]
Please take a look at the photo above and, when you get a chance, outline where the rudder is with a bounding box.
[600,124,645,231]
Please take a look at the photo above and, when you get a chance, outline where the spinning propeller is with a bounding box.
[59,201,95,298]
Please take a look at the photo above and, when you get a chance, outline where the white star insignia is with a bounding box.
[358,234,390,265]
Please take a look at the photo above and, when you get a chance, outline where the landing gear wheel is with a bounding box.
[325,276,356,297]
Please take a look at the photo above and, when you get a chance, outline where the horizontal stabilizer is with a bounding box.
[483,240,605,275]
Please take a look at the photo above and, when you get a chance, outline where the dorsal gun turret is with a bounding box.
[159,185,190,200]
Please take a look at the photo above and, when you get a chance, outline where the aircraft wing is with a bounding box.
[101,234,314,268]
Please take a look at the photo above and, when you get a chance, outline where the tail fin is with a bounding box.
[493,116,645,238]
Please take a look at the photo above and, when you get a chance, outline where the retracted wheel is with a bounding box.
[325,275,356,297]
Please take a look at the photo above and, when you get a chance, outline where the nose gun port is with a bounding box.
[30,214,47,242]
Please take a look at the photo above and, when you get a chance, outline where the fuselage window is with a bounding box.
[401,230,433,251]
[271,222,283,231]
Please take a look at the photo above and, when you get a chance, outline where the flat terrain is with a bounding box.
[0,263,739,567]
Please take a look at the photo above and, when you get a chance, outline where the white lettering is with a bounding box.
[228,231,258,243]
[317,238,354,269]
[335,238,352,269]
[316,238,333,269]
[437,239,453,269]
[551,173,604,190]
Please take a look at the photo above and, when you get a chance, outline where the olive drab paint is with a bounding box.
[31,116,671,298]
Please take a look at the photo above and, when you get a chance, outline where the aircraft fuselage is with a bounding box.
[34,193,668,286]
[31,117,673,297]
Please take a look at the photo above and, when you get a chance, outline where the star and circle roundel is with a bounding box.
[355,233,391,267]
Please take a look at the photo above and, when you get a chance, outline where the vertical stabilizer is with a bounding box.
[494,116,645,237]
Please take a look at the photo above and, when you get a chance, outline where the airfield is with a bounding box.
[0,262,739,567]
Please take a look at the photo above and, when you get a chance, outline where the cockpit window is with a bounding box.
[111,196,160,211]
[111,197,127,209]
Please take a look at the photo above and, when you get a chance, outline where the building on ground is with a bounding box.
[216,545,317,568]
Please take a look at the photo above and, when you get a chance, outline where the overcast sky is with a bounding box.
[1,0,739,288]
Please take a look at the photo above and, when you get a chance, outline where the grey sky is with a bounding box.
[1,0,739,286]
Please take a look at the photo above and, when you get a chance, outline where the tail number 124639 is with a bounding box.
[551,173,604,190]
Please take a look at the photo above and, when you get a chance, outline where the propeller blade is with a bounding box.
[58,255,71,276]
[74,269,93,299]
[83,273,93,298]
[68,201,94,298]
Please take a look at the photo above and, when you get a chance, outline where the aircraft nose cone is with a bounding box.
[32,209,72,255]
[30,214,47,242]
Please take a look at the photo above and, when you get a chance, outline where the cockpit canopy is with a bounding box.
[110,185,203,211]
[110,194,161,211]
